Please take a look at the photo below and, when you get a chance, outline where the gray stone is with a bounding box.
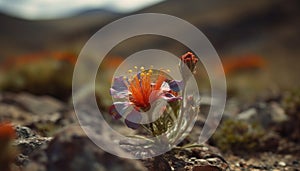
[14,93,65,114]
[14,126,52,156]
[143,144,229,171]
[24,125,147,171]
[269,102,288,123]
[237,108,257,121]
[278,161,286,167]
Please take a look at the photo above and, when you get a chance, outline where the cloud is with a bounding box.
[0,0,164,20]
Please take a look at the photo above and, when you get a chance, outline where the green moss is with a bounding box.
[280,88,300,142]
[282,88,300,118]
[212,119,265,153]
[0,59,74,100]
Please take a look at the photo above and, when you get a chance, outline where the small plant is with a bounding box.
[212,119,265,153]
[109,66,183,135]
[280,88,300,142]
[108,52,199,139]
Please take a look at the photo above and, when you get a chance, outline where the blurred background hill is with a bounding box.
[0,0,299,99]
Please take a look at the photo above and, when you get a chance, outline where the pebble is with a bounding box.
[202,146,209,151]
[206,158,218,164]
[278,161,286,167]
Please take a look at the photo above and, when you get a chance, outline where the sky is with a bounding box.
[0,0,164,20]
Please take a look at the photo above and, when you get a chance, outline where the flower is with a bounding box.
[180,52,198,73]
[109,66,183,129]
[0,122,17,171]
[179,52,199,82]
[0,122,15,140]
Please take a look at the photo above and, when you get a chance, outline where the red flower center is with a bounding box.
[127,67,166,111]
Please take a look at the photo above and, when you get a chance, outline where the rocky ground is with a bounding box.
[0,92,299,171]
[0,0,299,170]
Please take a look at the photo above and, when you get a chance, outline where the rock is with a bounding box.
[0,92,76,137]
[14,126,52,156]
[0,103,35,125]
[278,161,286,167]
[237,102,288,127]
[226,152,300,170]
[15,154,30,166]
[237,108,257,121]
[191,165,221,171]
[143,144,229,171]
[15,125,35,139]
[24,125,147,171]
[0,93,70,128]
[13,93,66,115]
[269,102,288,123]
[15,136,52,156]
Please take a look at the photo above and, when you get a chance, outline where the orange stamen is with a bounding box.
[127,68,167,110]
[154,72,165,90]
